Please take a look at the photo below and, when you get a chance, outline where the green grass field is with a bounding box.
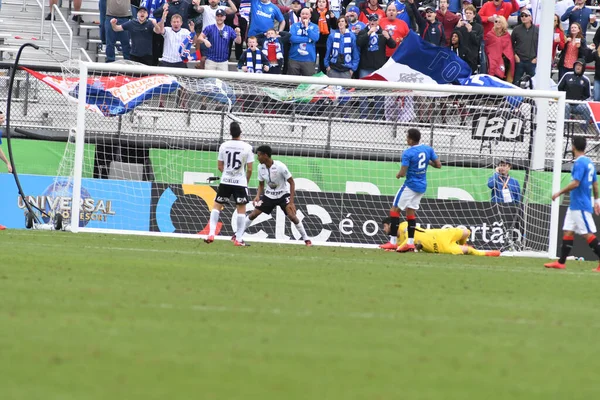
[2,230,600,400]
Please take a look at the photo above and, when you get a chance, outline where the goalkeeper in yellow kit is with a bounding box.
[381,219,501,256]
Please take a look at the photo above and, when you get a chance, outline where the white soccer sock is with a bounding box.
[209,209,220,236]
[407,238,414,245]
[295,221,309,241]
[244,216,252,230]
[390,236,397,245]
[236,214,246,240]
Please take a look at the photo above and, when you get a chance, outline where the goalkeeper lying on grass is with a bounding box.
[381,218,501,256]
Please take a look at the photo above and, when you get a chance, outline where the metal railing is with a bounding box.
[49,4,73,60]
[79,47,92,62]
[34,0,46,39]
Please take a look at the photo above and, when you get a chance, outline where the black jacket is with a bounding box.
[409,2,445,47]
[310,8,338,47]
[356,26,397,71]
[450,29,477,73]
[558,70,592,101]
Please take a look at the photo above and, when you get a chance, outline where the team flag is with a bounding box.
[22,67,179,116]
[363,30,472,85]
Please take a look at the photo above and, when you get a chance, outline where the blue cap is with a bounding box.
[348,6,360,14]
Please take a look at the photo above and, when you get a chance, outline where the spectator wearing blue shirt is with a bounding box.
[561,0,597,34]
[345,6,366,35]
[392,0,411,28]
[248,0,286,42]
[111,7,157,65]
[199,9,242,70]
[324,16,359,78]
[545,136,600,271]
[289,7,320,76]
[487,159,521,204]
[448,0,461,13]
[381,128,441,252]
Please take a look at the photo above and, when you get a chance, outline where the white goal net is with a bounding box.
[47,61,564,255]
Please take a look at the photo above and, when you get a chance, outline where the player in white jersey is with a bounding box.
[205,122,254,246]
[234,145,312,246]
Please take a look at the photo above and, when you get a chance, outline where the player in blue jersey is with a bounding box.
[381,128,442,252]
[545,136,600,271]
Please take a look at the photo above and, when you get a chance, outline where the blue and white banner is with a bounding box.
[363,30,472,85]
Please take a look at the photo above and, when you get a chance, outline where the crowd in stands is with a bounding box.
[83,1,595,84]
[43,1,600,124]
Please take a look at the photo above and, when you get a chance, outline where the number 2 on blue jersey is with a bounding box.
[588,163,595,183]
[417,152,426,170]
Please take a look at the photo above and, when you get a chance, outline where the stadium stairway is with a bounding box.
[0,0,241,71]
[0,0,96,66]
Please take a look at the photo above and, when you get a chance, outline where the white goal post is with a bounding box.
[63,61,565,257]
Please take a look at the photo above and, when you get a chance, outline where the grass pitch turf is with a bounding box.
[2,230,600,400]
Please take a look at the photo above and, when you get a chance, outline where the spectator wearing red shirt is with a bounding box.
[437,0,460,46]
[478,0,520,35]
[359,0,386,24]
[553,13,566,64]
[379,3,409,57]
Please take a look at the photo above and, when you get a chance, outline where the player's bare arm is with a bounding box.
[217,160,224,173]
[552,180,580,201]
[594,181,600,215]
[0,148,12,173]
[287,177,297,215]
[246,162,253,185]
[430,159,442,169]
[396,166,408,179]
[254,180,264,204]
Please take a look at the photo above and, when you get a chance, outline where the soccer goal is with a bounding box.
[50,61,565,256]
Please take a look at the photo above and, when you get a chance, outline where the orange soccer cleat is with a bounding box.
[230,234,236,243]
[204,235,214,244]
[396,243,416,253]
[544,261,566,270]
[594,265,600,273]
[379,242,397,250]
[234,240,250,247]
[485,250,501,257]
[305,240,312,247]
[0,225,6,230]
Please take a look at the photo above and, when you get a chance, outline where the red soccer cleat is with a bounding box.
[0,225,5,230]
[231,234,236,243]
[485,250,501,257]
[305,240,312,247]
[234,240,250,247]
[204,235,214,244]
[396,243,415,253]
[379,242,397,250]
[594,265,600,272]
[544,261,566,270]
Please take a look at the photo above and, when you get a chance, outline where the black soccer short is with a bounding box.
[215,184,249,205]
[256,194,291,215]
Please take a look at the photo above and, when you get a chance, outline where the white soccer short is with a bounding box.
[393,185,424,211]
[563,209,597,235]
